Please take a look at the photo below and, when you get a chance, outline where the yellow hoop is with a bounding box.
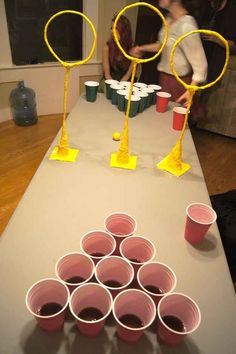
[170,29,230,91]
[113,2,168,63]
[44,10,96,68]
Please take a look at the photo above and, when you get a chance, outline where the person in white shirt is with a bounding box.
[131,0,208,108]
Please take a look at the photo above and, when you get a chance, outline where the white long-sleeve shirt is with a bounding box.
[158,15,207,83]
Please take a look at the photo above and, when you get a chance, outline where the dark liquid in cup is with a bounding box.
[129,257,142,263]
[144,285,164,294]
[78,307,103,321]
[119,314,143,328]
[104,280,122,288]
[90,252,105,257]
[65,276,85,284]
[38,302,62,316]
[162,315,185,332]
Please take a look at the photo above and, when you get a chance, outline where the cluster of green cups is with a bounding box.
[105,80,162,118]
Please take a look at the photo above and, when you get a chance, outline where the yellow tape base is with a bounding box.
[110,153,137,170]
[49,146,79,162]
[157,155,191,177]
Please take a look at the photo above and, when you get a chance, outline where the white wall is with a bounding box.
[0,0,138,122]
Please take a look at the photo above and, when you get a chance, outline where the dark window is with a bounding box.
[4,0,83,65]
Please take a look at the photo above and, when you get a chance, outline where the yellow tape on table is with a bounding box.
[157,29,230,177]
[110,2,168,170]
[44,10,96,162]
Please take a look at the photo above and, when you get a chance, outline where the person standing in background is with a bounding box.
[131,0,208,110]
[100,14,134,91]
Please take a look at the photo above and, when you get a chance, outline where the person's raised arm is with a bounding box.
[131,42,162,58]
[103,44,112,80]
[120,62,134,81]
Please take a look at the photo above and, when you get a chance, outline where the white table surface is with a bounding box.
[1,94,236,354]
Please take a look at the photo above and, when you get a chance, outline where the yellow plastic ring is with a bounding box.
[44,10,96,68]
[113,2,168,63]
[170,29,230,91]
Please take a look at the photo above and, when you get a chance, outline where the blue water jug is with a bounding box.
[10,81,38,126]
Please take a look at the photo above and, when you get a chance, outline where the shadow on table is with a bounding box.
[159,337,201,354]
[69,325,111,354]
[187,232,222,260]
[20,320,65,354]
[110,332,155,354]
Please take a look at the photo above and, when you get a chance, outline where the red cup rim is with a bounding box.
[157,292,201,335]
[137,261,177,296]
[69,282,113,323]
[113,289,156,331]
[119,235,156,265]
[173,106,187,114]
[186,203,217,225]
[95,255,134,290]
[80,230,116,260]
[25,277,70,319]
[104,212,137,238]
[55,252,95,286]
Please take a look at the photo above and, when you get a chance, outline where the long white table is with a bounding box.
[1,94,236,354]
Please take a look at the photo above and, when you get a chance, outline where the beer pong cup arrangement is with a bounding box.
[103,80,165,117]
[84,81,99,102]
[184,203,217,244]
[25,211,201,345]
[156,91,172,113]
[25,278,70,332]
[172,106,187,130]
[157,293,201,346]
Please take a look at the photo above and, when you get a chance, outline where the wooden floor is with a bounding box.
[0,115,236,236]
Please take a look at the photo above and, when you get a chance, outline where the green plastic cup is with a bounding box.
[135,91,148,113]
[134,82,148,89]
[141,87,154,108]
[85,81,99,103]
[105,79,118,100]
[117,89,128,112]
[148,84,162,105]
[125,95,141,118]
[111,83,124,105]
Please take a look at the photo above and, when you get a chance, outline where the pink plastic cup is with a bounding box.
[184,203,217,244]
[172,107,187,130]
[55,252,95,293]
[104,212,137,255]
[80,230,116,264]
[25,278,70,331]
[69,282,113,337]
[95,256,134,298]
[156,92,172,113]
[113,289,156,343]
[157,293,201,346]
[137,262,177,305]
[119,236,156,275]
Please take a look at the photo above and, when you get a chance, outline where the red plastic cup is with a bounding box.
[104,212,137,255]
[156,92,172,113]
[80,230,116,264]
[172,107,187,130]
[55,252,94,293]
[69,283,113,337]
[95,256,134,298]
[25,278,70,331]
[184,203,217,244]
[113,289,156,343]
[157,293,201,346]
[137,262,177,305]
[119,236,156,275]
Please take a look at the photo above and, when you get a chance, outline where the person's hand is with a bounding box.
[176,90,190,108]
[129,46,142,58]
